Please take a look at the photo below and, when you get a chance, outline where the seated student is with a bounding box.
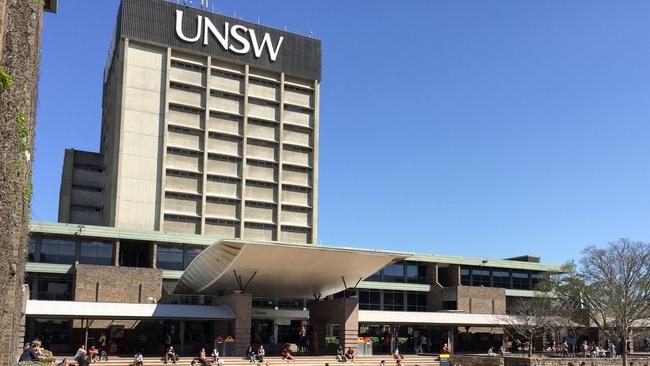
[345,348,355,362]
[393,348,404,361]
[379,360,385,366]
[246,346,256,363]
[19,342,42,363]
[336,346,346,362]
[165,346,176,364]
[56,358,70,366]
[281,346,295,362]
[134,352,144,366]
[211,348,219,363]
[198,348,207,366]
[89,346,99,363]
[488,347,496,356]
[100,348,109,361]
[257,345,265,363]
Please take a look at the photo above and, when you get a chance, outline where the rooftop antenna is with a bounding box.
[257,16,260,25]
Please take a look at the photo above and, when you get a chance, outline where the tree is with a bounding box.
[578,239,650,366]
[500,295,556,357]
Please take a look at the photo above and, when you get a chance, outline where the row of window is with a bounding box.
[29,237,113,265]
[460,266,545,290]
[366,261,428,284]
[332,289,427,312]
[27,236,206,270]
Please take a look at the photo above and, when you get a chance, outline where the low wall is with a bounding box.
[450,355,503,366]
[449,355,650,366]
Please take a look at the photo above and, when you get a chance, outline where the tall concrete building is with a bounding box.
[59,0,321,243]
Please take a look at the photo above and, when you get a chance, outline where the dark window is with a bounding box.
[277,299,304,310]
[359,290,381,310]
[157,244,184,270]
[28,237,38,262]
[79,240,113,265]
[406,263,427,283]
[512,272,530,290]
[184,246,203,269]
[383,291,404,311]
[252,298,276,309]
[119,241,151,268]
[492,270,510,288]
[366,270,381,282]
[40,237,76,264]
[460,268,471,286]
[383,263,405,282]
[407,292,427,312]
[37,276,73,301]
[472,269,491,287]
[530,273,545,289]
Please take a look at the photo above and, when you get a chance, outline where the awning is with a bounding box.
[25,300,235,320]
[175,239,407,298]
[359,310,514,326]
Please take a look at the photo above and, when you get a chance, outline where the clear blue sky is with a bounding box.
[34,1,650,265]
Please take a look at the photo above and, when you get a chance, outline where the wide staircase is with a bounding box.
[70,355,441,366]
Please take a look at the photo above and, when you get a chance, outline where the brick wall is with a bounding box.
[457,286,506,315]
[74,264,163,303]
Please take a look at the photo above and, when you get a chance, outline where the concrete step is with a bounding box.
[66,356,440,366]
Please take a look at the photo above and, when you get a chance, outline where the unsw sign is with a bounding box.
[175,9,284,62]
[118,0,321,80]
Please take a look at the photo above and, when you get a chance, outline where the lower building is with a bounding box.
[25,221,562,356]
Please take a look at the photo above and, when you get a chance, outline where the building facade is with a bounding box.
[28,0,567,359]
[59,0,320,244]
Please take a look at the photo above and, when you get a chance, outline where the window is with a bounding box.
[157,244,184,270]
[407,292,427,312]
[460,268,471,286]
[472,269,490,287]
[512,272,530,290]
[359,290,381,310]
[40,237,76,264]
[79,240,113,265]
[37,276,73,301]
[492,270,510,288]
[383,263,405,282]
[28,237,38,262]
[383,291,404,311]
[366,270,381,282]
[530,273,545,289]
[184,246,203,269]
[406,263,427,283]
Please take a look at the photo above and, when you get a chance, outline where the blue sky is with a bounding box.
[34,1,650,265]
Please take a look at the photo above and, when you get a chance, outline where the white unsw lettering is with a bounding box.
[175,10,284,62]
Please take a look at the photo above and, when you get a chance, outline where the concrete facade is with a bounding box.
[310,298,360,352]
[58,149,104,225]
[61,1,320,244]
[213,293,253,356]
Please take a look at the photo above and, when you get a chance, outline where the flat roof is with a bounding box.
[29,221,563,272]
[26,300,234,320]
[176,239,407,297]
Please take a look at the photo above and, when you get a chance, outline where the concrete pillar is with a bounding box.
[309,298,359,353]
[214,292,252,356]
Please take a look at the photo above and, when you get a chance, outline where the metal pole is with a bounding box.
[84,319,89,350]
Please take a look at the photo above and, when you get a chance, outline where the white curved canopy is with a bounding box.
[175,239,407,298]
